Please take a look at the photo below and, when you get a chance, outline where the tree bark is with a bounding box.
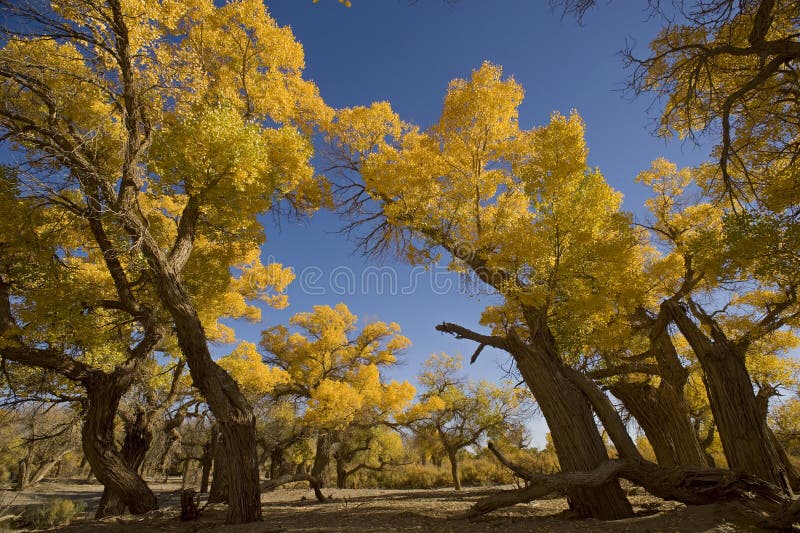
[200,435,215,494]
[610,380,707,466]
[336,456,347,489]
[447,448,461,491]
[15,460,28,491]
[149,269,261,523]
[261,472,325,501]
[468,442,788,521]
[311,433,334,489]
[83,375,158,518]
[508,334,633,519]
[97,409,156,516]
[209,433,229,504]
[664,300,791,493]
[609,310,708,467]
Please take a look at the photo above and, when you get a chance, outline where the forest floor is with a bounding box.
[0,478,780,532]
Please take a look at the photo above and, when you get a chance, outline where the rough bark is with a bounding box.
[311,433,334,489]
[664,300,791,493]
[507,333,633,518]
[200,435,215,494]
[151,270,261,523]
[97,409,156,516]
[269,446,286,481]
[208,433,229,504]
[610,380,707,466]
[613,311,709,467]
[83,374,158,518]
[15,460,28,491]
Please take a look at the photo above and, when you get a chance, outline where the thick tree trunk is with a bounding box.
[311,433,333,489]
[83,375,157,518]
[436,320,633,519]
[664,300,791,493]
[447,448,461,491]
[610,311,708,467]
[610,380,707,466]
[508,334,633,519]
[209,434,229,504]
[97,409,156,517]
[336,456,347,489]
[151,269,261,523]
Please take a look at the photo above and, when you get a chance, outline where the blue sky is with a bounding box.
[213,1,715,448]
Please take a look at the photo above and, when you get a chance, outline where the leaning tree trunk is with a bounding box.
[446,448,461,491]
[508,333,633,519]
[610,380,707,467]
[610,310,709,467]
[311,433,334,489]
[437,321,633,519]
[83,374,158,518]
[664,301,791,494]
[97,409,156,516]
[152,269,261,523]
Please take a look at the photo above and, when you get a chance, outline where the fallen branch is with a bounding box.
[261,472,326,502]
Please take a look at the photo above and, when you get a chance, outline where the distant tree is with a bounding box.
[403,354,527,490]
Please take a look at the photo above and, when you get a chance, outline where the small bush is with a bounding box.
[459,456,514,486]
[371,464,452,489]
[19,498,85,529]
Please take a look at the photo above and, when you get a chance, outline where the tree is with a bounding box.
[328,62,639,518]
[0,0,330,523]
[404,353,527,490]
[258,303,415,490]
[0,169,165,516]
[333,425,406,488]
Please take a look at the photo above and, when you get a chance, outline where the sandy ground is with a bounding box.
[0,479,779,532]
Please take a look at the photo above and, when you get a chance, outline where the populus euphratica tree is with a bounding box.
[0,0,330,523]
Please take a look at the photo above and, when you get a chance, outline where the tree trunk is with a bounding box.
[151,268,261,523]
[610,380,707,466]
[447,448,461,491]
[311,433,333,489]
[83,375,158,518]
[336,455,348,489]
[97,409,156,517]
[508,333,633,519]
[269,447,285,481]
[16,460,28,491]
[665,300,791,493]
[209,434,229,504]
[200,435,215,494]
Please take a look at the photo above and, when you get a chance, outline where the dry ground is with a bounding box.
[0,479,781,532]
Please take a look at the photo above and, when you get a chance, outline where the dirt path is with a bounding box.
[0,480,773,532]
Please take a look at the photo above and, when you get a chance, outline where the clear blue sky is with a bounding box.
[214,1,713,448]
